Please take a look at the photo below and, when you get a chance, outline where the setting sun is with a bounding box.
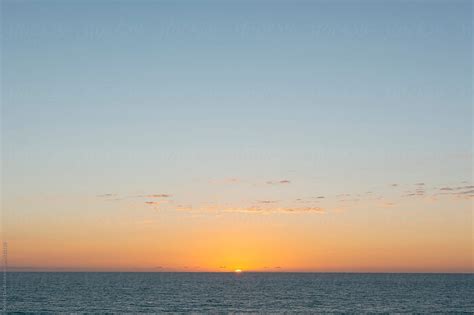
[234,269,242,273]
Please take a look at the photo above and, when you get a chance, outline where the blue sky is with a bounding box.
[3,0,471,196]
[1,1,473,271]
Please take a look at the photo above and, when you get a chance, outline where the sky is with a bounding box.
[1,0,472,272]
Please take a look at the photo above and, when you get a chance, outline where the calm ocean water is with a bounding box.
[3,272,473,313]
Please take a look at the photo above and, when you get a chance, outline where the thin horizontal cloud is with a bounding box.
[146,194,171,198]
[403,190,425,197]
[280,207,324,213]
[266,179,291,185]
[257,200,278,204]
[440,185,474,191]
[133,193,172,198]
[338,198,360,203]
[401,181,474,200]
[209,178,241,184]
[435,190,474,199]
[97,193,173,200]
[295,198,313,204]
[176,204,324,214]
[145,201,162,205]
[175,205,195,212]
[226,206,324,214]
[104,180,473,215]
[224,178,239,183]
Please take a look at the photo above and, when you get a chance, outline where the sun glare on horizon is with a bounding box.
[234,269,242,273]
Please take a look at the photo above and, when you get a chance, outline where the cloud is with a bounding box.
[146,194,171,198]
[96,193,122,201]
[403,188,425,197]
[232,206,324,214]
[435,188,474,199]
[145,201,161,205]
[176,205,194,212]
[210,178,241,185]
[401,181,474,200]
[225,178,239,183]
[144,201,170,209]
[338,198,360,203]
[452,189,474,198]
[266,179,291,185]
[133,193,171,198]
[434,185,474,198]
[280,207,324,213]
[460,185,474,189]
[440,187,454,191]
[176,204,325,214]
[104,179,473,215]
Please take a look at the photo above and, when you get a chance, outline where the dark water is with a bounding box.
[3,272,473,313]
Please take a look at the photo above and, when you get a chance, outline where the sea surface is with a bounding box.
[3,272,473,313]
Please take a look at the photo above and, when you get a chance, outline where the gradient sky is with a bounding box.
[1,0,472,272]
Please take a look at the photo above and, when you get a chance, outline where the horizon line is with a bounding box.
[5,270,473,274]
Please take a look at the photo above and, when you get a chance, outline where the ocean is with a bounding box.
[3,272,473,313]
